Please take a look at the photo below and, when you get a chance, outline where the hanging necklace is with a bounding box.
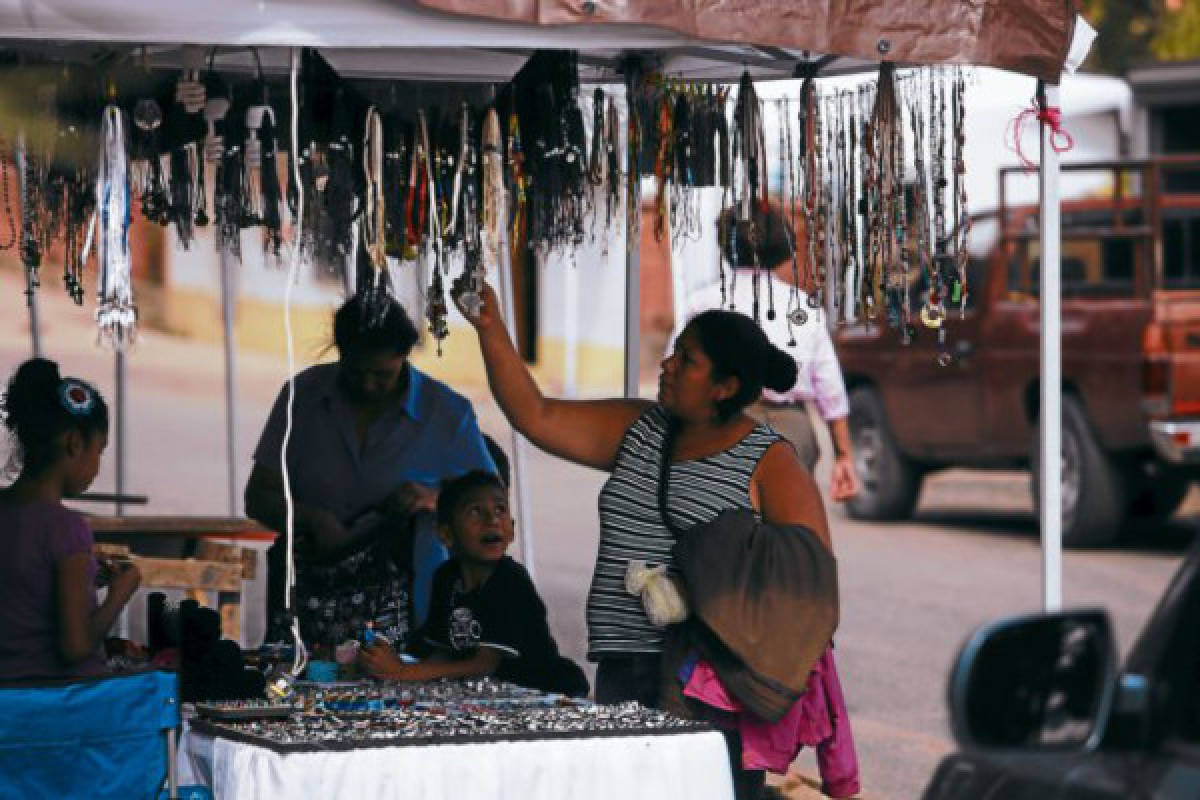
[837,92,853,324]
[446,103,471,244]
[507,110,527,257]
[459,104,486,320]
[625,67,643,256]
[481,107,504,283]
[653,88,672,243]
[606,96,620,230]
[783,96,800,343]
[953,68,970,315]
[0,141,16,251]
[715,88,730,307]
[589,88,607,189]
[95,104,136,350]
[360,105,389,312]
[418,109,449,352]
[20,145,43,301]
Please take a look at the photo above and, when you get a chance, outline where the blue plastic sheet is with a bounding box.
[0,670,179,800]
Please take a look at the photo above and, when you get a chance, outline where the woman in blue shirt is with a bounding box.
[245,295,495,651]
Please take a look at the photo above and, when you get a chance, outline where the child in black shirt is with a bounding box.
[359,471,588,697]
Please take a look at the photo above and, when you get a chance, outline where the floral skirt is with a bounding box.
[267,534,412,652]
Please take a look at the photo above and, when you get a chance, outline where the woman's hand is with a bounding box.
[381,481,439,517]
[450,278,503,332]
[358,642,411,680]
[829,454,860,502]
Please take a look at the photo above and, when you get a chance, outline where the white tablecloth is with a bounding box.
[181,727,735,800]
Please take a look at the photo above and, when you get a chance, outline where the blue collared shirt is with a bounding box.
[253,362,496,524]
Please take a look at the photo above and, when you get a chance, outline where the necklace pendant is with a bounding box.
[788,307,808,326]
[920,302,946,329]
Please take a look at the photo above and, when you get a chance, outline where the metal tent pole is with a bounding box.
[563,258,579,398]
[1038,80,1063,612]
[219,244,239,516]
[115,351,127,516]
[497,228,536,579]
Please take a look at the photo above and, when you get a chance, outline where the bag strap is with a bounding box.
[657,417,685,538]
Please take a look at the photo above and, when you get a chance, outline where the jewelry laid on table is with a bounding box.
[194,678,706,752]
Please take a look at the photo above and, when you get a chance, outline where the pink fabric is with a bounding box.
[683,646,861,798]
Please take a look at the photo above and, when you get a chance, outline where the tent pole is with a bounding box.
[219,244,239,517]
[498,229,536,579]
[16,132,41,358]
[115,351,127,516]
[1038,79,1063,612]
[564,257,579,398]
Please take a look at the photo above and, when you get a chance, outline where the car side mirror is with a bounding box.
[948,610,1117,752]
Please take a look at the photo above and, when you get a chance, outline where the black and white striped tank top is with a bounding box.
[588,404,783,659]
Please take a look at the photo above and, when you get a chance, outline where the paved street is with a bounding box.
[2,272,1193,799]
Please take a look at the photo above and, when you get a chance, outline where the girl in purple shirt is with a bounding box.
[0,358,141,681]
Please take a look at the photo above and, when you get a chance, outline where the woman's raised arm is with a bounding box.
[454,281,649,471]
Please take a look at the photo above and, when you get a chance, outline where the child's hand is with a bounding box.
[109,561,141,601]
[358,642,409,680]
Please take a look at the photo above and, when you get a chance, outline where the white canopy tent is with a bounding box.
[0,0,1095,611]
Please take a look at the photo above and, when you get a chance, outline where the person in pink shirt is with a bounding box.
[0,358,141,681]
[676,206,859,502]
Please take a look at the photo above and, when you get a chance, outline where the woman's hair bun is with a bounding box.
[763,346,799,393]
[3,358,62,432]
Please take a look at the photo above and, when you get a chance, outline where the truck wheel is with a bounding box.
[1127,472,1191,521]
[846,387,922,521]
[1031,396,1124,547]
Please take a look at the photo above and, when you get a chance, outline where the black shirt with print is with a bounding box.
[416,556,588,697]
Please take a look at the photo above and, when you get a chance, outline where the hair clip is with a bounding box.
[58,379,95,416]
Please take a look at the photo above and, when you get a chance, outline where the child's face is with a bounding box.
[63,430,106,496]
[443,484,514,564]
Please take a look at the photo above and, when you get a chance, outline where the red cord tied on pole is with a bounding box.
[1008,95,1074,170]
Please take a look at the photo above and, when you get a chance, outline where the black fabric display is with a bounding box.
[416,557,588,697]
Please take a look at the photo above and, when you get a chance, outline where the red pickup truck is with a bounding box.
[836,157,1200,546]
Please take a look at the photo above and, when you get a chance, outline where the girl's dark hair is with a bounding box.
[686,310,798,421]
[333,295,419,358]
[717,205,795,270]
[2,358,109,476]
[437,470,508,527]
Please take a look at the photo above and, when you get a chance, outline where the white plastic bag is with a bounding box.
[625,561,689,627]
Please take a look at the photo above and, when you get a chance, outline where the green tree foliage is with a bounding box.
[1153,1,1200,61]
[1079,0,1200,74]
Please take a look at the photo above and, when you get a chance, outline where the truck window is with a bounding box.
[964,257,986,310]
[1023,238,1137,298]
[1163,215,1200,289]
